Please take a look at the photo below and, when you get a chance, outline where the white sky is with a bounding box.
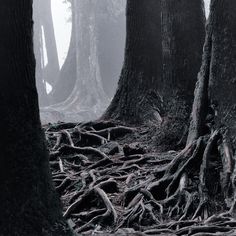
[51,0,211,67]
[205,0,210,16]
[51,0,72,67]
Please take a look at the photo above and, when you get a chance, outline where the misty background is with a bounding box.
[35,0,211,124]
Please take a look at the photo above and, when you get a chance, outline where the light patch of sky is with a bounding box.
[51,0,72,68]
[205,0,211,17]
[51,0,211,67]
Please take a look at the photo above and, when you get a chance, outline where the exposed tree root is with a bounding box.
[44,121,236,235]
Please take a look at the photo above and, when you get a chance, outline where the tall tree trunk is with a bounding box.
[102,0,163,124]
[50,0,77,105]
[50,0,109,122]
[161,0,206,115]
[51,0,126,106]
[182,0,236,216]
[187,0,236,146]
[103,0,205,125]
[0,1,71,235]
[148,1,236,223]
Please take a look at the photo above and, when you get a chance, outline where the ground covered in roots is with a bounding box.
[44,120,236,236]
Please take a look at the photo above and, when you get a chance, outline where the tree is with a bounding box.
[186,0,236,213]
[49,0,109,122]
[188,0,236,146]
[148,0,236,221]
[50,0,126,108]
[103,0,205,126]
[33,0,60,92]
[0,1,71,235]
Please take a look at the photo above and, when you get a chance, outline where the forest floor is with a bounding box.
[44,120,236,236]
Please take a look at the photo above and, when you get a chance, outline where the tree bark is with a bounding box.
[187,0,236,146]
[102,0,163,124]
[161,0,206,115]
[0,1,71,235]
[102,0,205,125]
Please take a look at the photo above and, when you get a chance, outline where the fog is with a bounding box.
[35,0,211,124]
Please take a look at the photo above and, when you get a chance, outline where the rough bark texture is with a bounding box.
[161,0,206,117]
[103,0,163,124]
[208,0,236,147]
[188,0,236,146]
[0,1,71,235]
[103,0,205,125]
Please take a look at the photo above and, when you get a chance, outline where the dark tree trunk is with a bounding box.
[103,0,205,125]
[147,1,236,223]
[187,0,236,146]
[0,1,71,235]
[102,0,163,124]
[183,0,236,217]
[50,0,77,105]
[161,0,206,115]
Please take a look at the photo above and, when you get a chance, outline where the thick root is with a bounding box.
[45,121,236,235]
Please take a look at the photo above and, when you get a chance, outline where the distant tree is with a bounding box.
[102,0,205,127]
[51,0,126,107]
[0,1,71,235]
[50,0,109,121]
[33,0,60,93]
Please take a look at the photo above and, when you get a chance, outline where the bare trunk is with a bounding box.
[187,0,236,146]
[0,1,71,235]
[49,0,109,122]
[103,0,205,125]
